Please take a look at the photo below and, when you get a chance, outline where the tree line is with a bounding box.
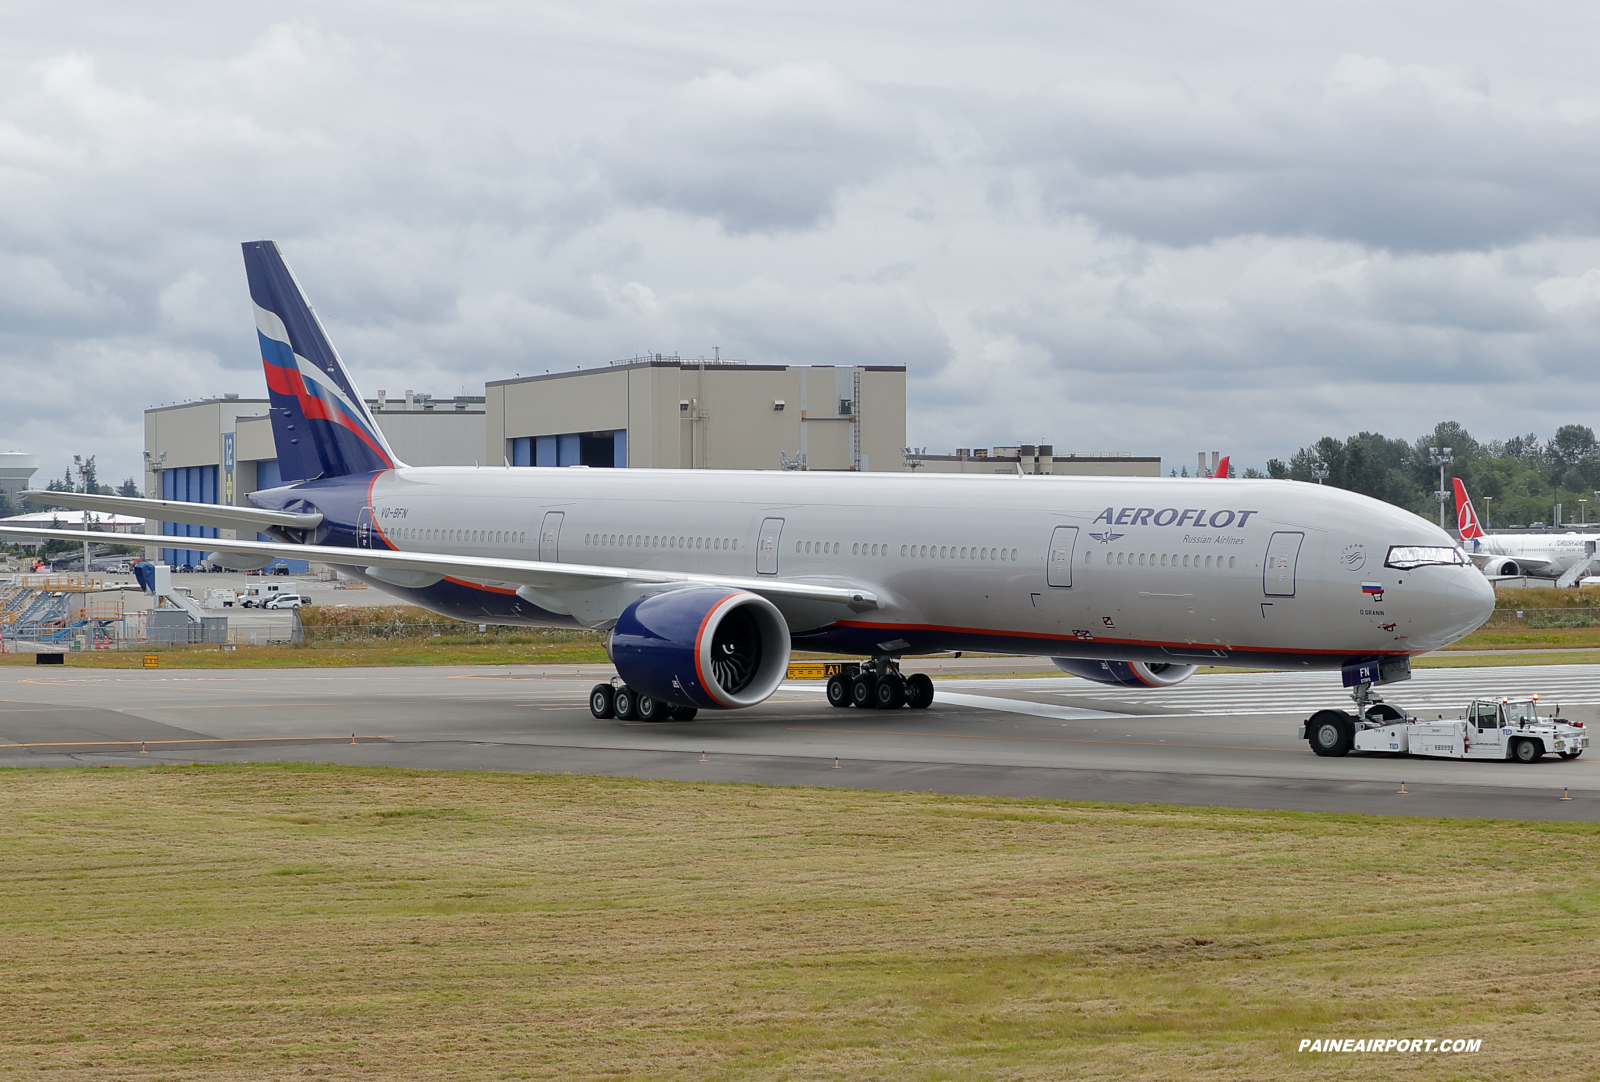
[1264,422,1600,528]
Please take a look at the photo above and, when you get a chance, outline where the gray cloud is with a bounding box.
[7,5,1600,488]
[998,57,1600,251]
[603,63,919,234]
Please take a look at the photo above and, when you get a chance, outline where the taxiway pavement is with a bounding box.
[0,662,1594,820]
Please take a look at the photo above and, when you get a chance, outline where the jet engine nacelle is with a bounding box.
[205,550,275,571]
[1051,658,1199,687]
[608,587,792,710]
[1481,557,1520,576]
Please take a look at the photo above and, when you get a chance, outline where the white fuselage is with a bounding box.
[314,467,1495,667]
[1464,531,1600,577]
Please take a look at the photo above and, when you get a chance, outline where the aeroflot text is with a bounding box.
[1297,1038,1482,1053]
[1093,508,1259,528]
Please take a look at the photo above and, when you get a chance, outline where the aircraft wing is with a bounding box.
[21,490,323,534]
[0,526,882,617]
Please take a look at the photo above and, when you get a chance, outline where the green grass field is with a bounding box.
[1,765,1594,1080]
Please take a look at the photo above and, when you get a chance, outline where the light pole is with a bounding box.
[1582,498,1589,525]
[1429,446,1453,529]
[72,455,89,576]
[1310,461,1329,485]
[1482,496,1493,530]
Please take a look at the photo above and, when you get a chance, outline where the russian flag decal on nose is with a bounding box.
[1362,581,1384,600]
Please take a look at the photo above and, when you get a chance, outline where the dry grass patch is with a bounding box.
[0,765,1595,1080]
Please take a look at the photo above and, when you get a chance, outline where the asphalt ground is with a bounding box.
[0,662,1595,821]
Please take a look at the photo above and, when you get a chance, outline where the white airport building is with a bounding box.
[0,451,39,509]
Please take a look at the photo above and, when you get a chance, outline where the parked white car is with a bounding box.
[264,594,311,610]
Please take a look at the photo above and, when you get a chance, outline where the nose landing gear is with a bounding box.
[827,660,934,711]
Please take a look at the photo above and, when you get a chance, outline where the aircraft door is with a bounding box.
[357,506,375,550]
[757,517,784,575]
[1046,525,1079,588]
[1263,531,1304,597]
[539,512,564,561]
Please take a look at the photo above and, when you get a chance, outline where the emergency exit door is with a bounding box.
[539,511,564,561]
[1263,531,1304,597]
[1047,525,1079,587]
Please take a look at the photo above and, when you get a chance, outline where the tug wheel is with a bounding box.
[1512,738,1543,763]
[1307,710,1354,757]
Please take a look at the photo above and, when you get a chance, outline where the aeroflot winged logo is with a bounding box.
[1093,507,1259,528]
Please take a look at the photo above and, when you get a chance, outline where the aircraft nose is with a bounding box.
[1405,565,1495,651]
[1448,567,1496,626]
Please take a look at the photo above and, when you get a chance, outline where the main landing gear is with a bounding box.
[588,683,698,722]
[826,659,934,711]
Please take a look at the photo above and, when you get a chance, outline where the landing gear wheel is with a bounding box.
[671,705,698,722]
[850,674,876,709]
[1558,749,1583,759]
[826,674,853,708]
[589,683,616,719]
[1364,703,1403,722]
[873,674,906,709]
[634,694,663,722]
[1513,738,1543,763]
[1307,710,1353,757]
[613,686,640,721]
[904,672,934,710]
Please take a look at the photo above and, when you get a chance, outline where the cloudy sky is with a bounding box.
[7,1,1600,487]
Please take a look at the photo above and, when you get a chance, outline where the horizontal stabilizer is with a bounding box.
[22,491,323,534]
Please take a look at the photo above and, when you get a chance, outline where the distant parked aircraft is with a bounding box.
[1454,478,1599,581]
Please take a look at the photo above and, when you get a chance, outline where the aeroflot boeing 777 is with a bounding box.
[10,242,1496,719]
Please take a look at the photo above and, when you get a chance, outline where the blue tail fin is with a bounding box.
[242,241,401,482]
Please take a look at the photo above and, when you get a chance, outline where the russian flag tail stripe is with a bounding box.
[1453,477,1484,539]
[241,240,401,483]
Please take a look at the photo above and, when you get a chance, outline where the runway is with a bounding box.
[0,662,1594,820]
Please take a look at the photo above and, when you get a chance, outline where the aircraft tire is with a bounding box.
[589,683,616,719]
[613,686,640,722]
[904,673,934,709]
[850,674,876,709]
[1512,737,1543,763]
[1558,750,1583,759]
[671,705,698,722]
[1307,710,1353,757]
[826,674,853,708]
[1364,703,1404,722]
[873,674,906,709]
[634,694,663,722]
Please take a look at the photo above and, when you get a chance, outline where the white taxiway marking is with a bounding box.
[952,664,1600,717]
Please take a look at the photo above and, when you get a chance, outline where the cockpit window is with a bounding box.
[1385,545,1470,570]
